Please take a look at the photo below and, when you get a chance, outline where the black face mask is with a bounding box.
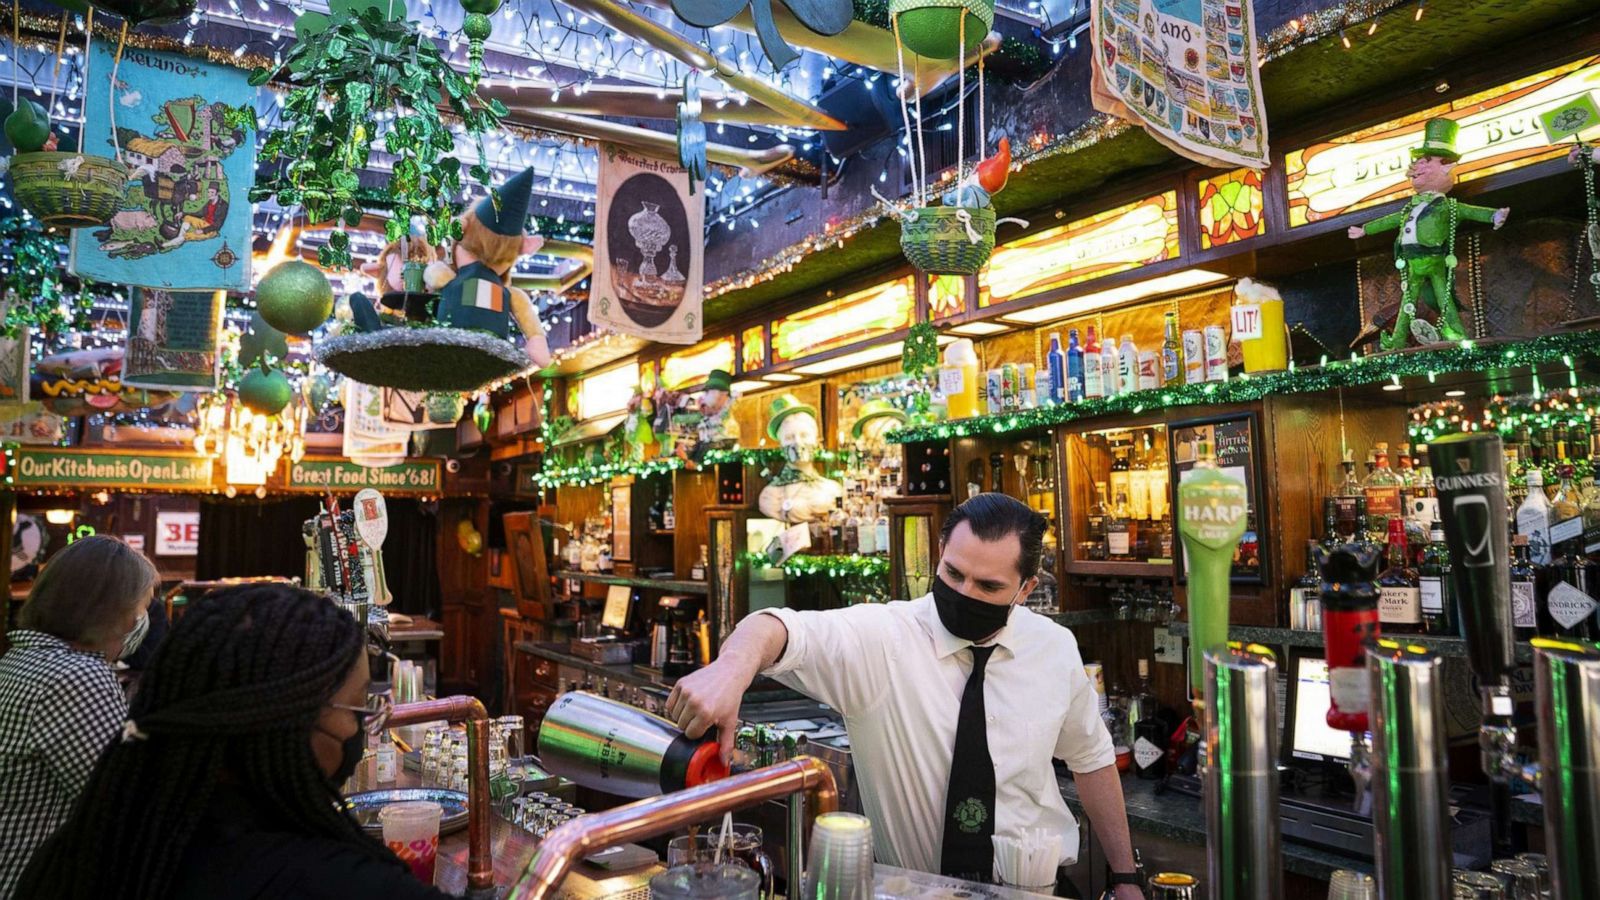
[327,727,367,789]
[932,572,1019,642]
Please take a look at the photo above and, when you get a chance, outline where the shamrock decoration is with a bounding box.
[677,72,707,195]
[670,0,851,71]
[901,321,940,377]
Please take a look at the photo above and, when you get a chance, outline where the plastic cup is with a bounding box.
[1327,869,1376,900]
[379,801,443,885]
[652,864,759,900]
[805,813,874,900]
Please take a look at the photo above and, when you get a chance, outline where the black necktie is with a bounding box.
[941,644,997,882]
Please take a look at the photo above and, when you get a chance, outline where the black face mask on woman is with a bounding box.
[327,728,366,788]
[932,571,1023,642]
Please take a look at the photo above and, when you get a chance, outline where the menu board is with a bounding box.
[1172,414,1262,582]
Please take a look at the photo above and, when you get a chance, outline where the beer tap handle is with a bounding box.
[1427,435,1516,687]
[1315,543,1383,735]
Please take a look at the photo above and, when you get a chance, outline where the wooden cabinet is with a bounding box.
[885,494,949,602]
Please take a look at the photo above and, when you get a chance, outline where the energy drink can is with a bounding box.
[986,369,1004,415]
[1084,662,1105,712]
[1001,363,1018,411]
[1204,325,1228,382]
[1183,330,1204,384]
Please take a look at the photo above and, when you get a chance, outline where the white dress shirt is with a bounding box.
[756,596,1114,874]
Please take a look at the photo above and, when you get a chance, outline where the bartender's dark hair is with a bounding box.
[17,584,399,899]
[940,492,1048,581]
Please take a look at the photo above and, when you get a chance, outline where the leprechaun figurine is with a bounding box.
[693,369,741,456]
[1348,117,1509,350]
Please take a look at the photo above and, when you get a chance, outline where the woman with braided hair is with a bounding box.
[17,584,456,899]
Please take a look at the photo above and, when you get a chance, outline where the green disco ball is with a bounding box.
[890,0,993,61]
[238,368,293,416]
[427,392,465,425]
[256,259,334,336]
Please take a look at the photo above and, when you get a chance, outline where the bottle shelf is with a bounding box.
[554,569,710,596]
[1166,621,1536,663]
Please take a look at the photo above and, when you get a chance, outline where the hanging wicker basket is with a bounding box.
[900,206,995,275]
[10,152,130,228]
[889,0,994,60]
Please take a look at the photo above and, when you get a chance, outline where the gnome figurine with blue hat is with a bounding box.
[1348,117,1509,350]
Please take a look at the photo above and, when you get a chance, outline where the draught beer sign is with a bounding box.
[1428,434,1517,684]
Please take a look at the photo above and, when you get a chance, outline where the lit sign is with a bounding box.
[576,361,639,420]
[771,277,916,365]
[980,192,1179,307]
[660,337,737,390]
[741,325,766,372]
[1286,56,1600,226]
[1197,168,1264,249]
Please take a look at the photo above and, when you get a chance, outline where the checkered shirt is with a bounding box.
[0,631,127,899]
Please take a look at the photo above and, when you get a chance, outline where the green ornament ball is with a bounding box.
[461,10,493,39]
[892,3,992,61]
[427,392,465,425]
[256,259,334,336]
[5,100,52,153]
[238,368,293,416]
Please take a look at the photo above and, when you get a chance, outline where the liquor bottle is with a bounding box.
[856,502,877,555]
[692,544,708,581]
[662,494,676,531]
[1147,433,1170,524]
[1290,540,1322,631]
[874,504,890,556]
[1509,534,1539,640]
[1550,464,1584,557]
[1377,516,1422,633]
[1107,492,1132,560]
[1083,326,1104,400]
[1131,659,1166,780]
[1128,437,1151,523]
[1066,329,1085,402]
[1364,442,1403,542]
[1516,468,1553,566]
[1119,335,1138,397]
[1417,524,1458,636]
[1087,482,1109,559]
[1161,312,1183,387]
[1109,448,1132,517]
[843,503,860,555]
[649,496,664,532]
[828,498,847,551]
[1321,497,1340,551]
[1101,332,1122,397]
[1540,537,1600,640]
[1334,451,1364,539]
[991,452,1007,497]
[1584,466,1600,561]
[1046,333,1067,406]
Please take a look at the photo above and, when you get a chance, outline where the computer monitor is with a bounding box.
[1284,649,1354,764]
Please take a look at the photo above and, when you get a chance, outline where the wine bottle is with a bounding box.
[1417,525,1458,636]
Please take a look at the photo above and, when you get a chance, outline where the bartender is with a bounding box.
[668,494,1143,898]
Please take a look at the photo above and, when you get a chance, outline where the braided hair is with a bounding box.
[17,584,402,899]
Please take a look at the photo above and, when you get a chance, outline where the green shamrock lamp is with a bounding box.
[1347,118,1509,350]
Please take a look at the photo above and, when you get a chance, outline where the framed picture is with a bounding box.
[1170,412,1267,584]
[611,485,632,562]
[502,511,551,618]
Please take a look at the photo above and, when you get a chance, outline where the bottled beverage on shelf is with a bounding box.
[1128,439,1151,523]
[1137,351,1159,391]
[1046,332,1067,405]
[856,503,878,555]
[942,338,982,420]
[1119,335,1138,396]
[1161,312,1182,387]
[662,494,676,531]
[874,505,890,556]
[1584,465,1600,559]
[692,544,708,581]
[1100,680,1132,772]
[1510,533,1540,640]
[1377,516,1422,633]
[1131,659,1166,780]
[1541,536,1600,640]
[1102,332,1122,397]
[843,504,860,555]
[1146,432,1170,523]
[1321,497,1341,551]
[1183,329,1205,385]
[1084,326,1105,400]
[1516,468,1553,566]
[1088,482,1109,559]
[1019,363,1037,409]
[1417,524,1457,636]
[649,497,664,531]
[1290,540,1322,631]
[1066,329,1085,403]
[1551,464,1584,557]
[828,498,847,550]
[1363,443,1403,542]
[1109,447,1132,517]
[1334,451,1364,539]
[1107,492,1133,560]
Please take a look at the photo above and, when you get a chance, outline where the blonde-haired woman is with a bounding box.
[0,535,160,899]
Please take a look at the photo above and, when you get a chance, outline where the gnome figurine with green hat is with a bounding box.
[1348,117,1509,350]
[692,368,741,459]
[757,394,842,525]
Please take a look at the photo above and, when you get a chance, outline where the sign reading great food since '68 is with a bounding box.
[286,458,441,493]
[12,449,215,489]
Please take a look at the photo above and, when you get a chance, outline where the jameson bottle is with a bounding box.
[1509,534,1539,640]
[1176,437,1249,706]
[1417,524,1458,636]
[1377,517,1422,633]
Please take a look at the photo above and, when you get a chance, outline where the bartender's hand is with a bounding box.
[666,655,757,764]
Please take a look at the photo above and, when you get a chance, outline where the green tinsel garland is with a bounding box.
[782,553,890,579]
[538,445,859,488]
[890,331,1600,443]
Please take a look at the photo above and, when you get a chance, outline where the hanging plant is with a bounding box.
[248,0,509,269]
[0,216,94,338]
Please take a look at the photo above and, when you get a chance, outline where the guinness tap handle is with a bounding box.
[1427,434,1515,687]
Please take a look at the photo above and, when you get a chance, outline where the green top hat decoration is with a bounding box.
[766,394,819,441]
[705,369,732,393]
[851,399,908,440]
[1412,118,1462,162]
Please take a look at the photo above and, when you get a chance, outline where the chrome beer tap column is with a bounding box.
[1426,434,1532,858]
[1365,640,1452,900]
[1201,645,1283,900]
[1533,640,1600,899]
